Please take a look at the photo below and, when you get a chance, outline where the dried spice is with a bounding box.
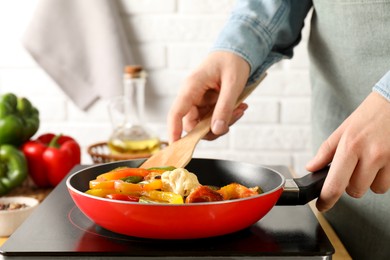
[0,202,28,211]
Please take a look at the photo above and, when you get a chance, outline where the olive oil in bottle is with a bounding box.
[108,126,161,155]
[108,65,160,155]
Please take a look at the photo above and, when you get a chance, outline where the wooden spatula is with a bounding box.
[140,73,267,169]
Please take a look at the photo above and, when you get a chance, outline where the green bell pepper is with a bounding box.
[0,144,28,196]
[0,93,39,146]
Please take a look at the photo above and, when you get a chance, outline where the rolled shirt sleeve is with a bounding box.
[210,0,312,85]
[373,71,390,101]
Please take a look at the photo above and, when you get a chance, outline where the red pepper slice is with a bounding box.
[105,193,139,202]
[96,167,150,181]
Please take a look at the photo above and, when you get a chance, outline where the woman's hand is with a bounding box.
[306,91,390,212]
[168,51,250,143]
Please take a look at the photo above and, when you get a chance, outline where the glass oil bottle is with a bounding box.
[108,65,160,155]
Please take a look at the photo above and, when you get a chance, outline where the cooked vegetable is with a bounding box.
[97,167,149,181]
[161,168,201,197]
[122,175,143,183]
[114,179,163,193]
[140,190,183,204]
[105,194,139,202]
[217,183,260,200]
[147,166,176,172]
[85,188,116,198]
[185,186,223,203]
[85,167,261,204]
[89,180,116,190]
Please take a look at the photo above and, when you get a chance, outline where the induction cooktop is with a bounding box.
[0,164,334,259]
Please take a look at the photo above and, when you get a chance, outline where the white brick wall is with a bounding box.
[0,0,314,176]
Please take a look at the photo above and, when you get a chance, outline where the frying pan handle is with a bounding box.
[276,165,330,205]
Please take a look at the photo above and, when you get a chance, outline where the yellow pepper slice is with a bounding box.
[85,188,116,198]
[142,190,183,204]
[89,180,115,190]
[114,179,163,194]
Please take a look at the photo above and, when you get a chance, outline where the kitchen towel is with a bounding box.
[23,0,133,110]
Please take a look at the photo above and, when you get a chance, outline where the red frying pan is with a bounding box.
[66,158,328,239]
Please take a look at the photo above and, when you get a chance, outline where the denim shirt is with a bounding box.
[210,0,390,100]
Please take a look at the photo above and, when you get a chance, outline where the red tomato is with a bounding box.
[185,186,224,203]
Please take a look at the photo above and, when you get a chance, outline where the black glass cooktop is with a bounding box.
[0,164,334,259]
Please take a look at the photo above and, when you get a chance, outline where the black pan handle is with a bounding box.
[276,165,330,205]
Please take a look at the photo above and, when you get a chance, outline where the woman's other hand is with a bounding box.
[306,91,390,211]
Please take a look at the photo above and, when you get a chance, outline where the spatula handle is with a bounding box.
[139,73,268,169]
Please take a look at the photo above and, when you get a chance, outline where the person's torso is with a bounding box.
[308,1,390,259]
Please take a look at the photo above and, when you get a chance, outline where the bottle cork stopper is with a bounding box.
[125,65,143,75]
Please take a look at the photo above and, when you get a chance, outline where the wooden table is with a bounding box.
[309,201,352,259]
[0,237,6,247]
